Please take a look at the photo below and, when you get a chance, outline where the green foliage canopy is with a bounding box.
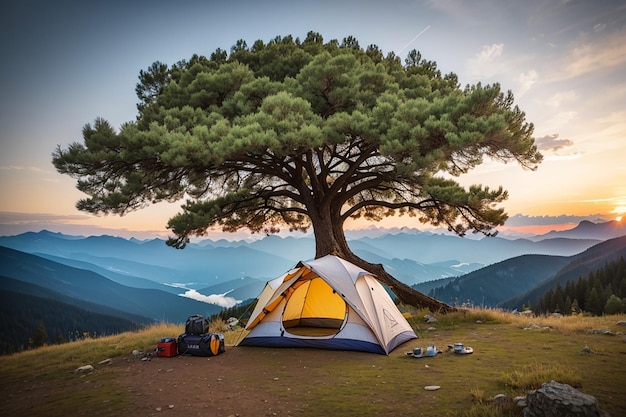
[53,32,542,256]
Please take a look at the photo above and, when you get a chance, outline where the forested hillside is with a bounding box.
[428,254,571,307]
[501,235,626,311]
[534,256,626,315]
[0,289,141,354]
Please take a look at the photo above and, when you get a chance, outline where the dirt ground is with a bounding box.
[117,345,381,417]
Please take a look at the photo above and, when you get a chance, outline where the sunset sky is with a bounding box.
[1,0,625,239]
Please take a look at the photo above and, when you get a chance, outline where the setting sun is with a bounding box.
[613,205,626,222]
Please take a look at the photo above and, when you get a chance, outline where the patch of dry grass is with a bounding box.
[501,361,583,390]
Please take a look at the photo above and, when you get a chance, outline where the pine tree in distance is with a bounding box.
[53,32,542,311]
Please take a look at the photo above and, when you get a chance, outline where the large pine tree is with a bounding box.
[53,33,542,311]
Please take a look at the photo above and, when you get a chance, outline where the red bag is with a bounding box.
[157,338,178,357]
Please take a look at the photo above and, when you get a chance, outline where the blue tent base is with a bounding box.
[238,336,386,355]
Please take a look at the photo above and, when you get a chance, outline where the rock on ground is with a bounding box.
[524,380,610,417]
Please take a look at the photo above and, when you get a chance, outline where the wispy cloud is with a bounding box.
[464,43,534,89]
[505,213,609,226]
[0,211,89,224]
[178,289,241,308]
[557,28,626,80]
[545,90,577,108]
[465,43,506,80]
[0,211,171,239]
[0,165,51,173]
[516,70,538,97]
[539,111,579,133]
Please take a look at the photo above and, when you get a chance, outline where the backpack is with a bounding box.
[185,314,209,335]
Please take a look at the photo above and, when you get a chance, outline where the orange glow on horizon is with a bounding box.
[498,223,578,236]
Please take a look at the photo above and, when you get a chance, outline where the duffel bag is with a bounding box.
[185,314,209,335]
[177,333,225,356]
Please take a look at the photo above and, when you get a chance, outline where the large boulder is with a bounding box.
[524,380,609,417]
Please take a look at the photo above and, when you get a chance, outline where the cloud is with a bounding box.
[516,70,538,97]
[0,211,89,224]
[465,43,533,85]
[465,43,505,79]
[545,90,577,108]
[593,23,607,32]
[539,111,579,133]
[505,213,609,226]
[0,211,171,239]
[534,133,574,151]
[178,289,241,308]
[0,165,51,173]
[558,28,626,80]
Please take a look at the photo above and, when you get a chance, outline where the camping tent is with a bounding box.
[238,255,417,354]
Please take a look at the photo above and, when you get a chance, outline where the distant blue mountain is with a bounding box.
[534,219,626,241]
[423,235,626,309]
[0,246,222,322]
[0,218,622,351]
[0,223,610,292]
[0,231,296,287]
[34,253,181,294]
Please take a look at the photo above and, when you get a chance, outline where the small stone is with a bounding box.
[516,398,527,407]
[424,385,440,391]
[616,320,626,326]
[492,393,510,405]
[74,365,94,375]
[98,358,112,365]
[423,315,438,323]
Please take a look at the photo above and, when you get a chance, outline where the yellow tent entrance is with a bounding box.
[282,274,347,337]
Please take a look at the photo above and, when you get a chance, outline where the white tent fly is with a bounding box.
[238,255,417,354]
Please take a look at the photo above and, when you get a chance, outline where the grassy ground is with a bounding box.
[1,310,625,416]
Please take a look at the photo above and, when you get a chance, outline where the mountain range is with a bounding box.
[0,219,624,353]
[415,234,626,310]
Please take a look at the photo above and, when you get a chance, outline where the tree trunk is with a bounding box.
[310,212,455,313]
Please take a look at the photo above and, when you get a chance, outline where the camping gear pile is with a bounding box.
[177,314,225,356]
[156,314,225,358]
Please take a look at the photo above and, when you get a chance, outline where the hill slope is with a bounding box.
[0,288,141,354]
[428,254,572,307]
[0,246,222,322]
[501,235,626,310]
